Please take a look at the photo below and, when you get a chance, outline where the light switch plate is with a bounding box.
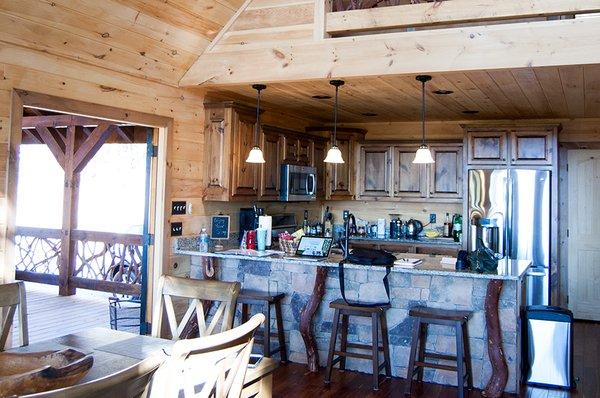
[171,222,183,236]
[171,201,187,215]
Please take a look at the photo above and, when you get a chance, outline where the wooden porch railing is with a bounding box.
[15,226,143,296]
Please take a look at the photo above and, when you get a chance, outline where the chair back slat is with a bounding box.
[0,281,28,350]
[144,313,265,398]
[152,276,240,340]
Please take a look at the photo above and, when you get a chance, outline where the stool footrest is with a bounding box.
[424,352,458,362]
[346,342,384,351]
[334,351,372,360]
[414,361,458,372]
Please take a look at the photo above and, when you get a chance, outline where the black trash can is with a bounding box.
[523,305,574,389]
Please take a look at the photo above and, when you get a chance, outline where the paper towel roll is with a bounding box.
[258,215,272,247]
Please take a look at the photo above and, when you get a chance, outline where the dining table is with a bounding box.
[7,327,278,397]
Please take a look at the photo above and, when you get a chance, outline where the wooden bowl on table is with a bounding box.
[0,349,93,397]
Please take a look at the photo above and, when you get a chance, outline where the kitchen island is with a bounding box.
[175,249,528,395]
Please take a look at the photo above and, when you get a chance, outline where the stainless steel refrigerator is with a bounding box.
[468,169,551,305]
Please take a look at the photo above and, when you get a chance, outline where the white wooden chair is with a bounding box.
[144,313,265,398]
[21,353,166,398]
[1,281,29,350]
[152,276,241,340]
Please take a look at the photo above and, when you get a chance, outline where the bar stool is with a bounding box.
[405,306,473,398]
[324,299,391,390]
[237,289,287,362]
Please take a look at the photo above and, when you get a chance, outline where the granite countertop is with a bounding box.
[349,236,462,247]
[175,249,530,281]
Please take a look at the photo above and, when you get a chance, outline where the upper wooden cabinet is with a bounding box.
[357,142,463,202]
[230,108,259,199]
[312,140,327,199]
[466,126,557,166]
[306,127,367,201]
[258,126,283,201]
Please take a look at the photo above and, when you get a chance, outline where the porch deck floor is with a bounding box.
[11,281,135,345]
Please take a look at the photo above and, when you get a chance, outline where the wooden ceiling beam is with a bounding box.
[180,14,600,86]
[73,124,115,173]
[34,125,66,167]
[326,0,600,35]
[22,115,125,129]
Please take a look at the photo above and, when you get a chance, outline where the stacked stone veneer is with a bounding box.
[190,256,521,393]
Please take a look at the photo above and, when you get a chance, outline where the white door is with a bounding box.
[568,150,600,320]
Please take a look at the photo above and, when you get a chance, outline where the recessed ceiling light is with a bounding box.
[362,112,378,117]
[462,110,480,115]
[433,89,454,95]
[312,95,332,100]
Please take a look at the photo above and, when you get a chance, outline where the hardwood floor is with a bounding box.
[272,322,600,398]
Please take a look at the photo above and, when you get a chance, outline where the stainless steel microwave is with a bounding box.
[280,164,317,201]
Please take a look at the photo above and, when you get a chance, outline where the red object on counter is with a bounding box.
[246,230,257,250]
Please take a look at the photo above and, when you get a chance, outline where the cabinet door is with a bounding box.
[230,110,258,199]
[283,136,299,164]
[467,131,508,165]
[510,130,554,165]
[394,147,426,198]
[313,140,327,199]
[358,145,392,198]
[429,145,463,199]
[203,107,231,201]
[327,138,354,200]
[258,130,282,201]
[298,138,313,166]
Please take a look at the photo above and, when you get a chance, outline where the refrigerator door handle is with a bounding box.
[505,172,511,259]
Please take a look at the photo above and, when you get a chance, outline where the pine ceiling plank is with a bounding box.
[428,74,481,115]
[487,70,536,117]
[2,0,198,73]
[437,73,505,118]
[230,3,314,31]
[558,65,585,118]
[465,70,523,117]
[51,0,210,54]
[511,68,553,117]
[534,67,570,118]
[213,24,315,53]
[160,0,238,26]
[584,64,600,118]
[0,11,182,85]
[115,0,225,39]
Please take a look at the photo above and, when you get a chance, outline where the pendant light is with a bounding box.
[246,84,267,164]
[413,75,435,164]
[324,80,345,164]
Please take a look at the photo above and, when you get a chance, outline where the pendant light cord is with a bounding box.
[421,79,426,146]
[254,87,262,146]
[333,84,339,147]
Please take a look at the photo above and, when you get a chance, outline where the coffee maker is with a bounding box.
[238,206,264,244]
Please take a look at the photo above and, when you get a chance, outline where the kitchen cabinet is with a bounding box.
[258,126,283,201]
[283,136,300,164]
[466,126,557,166]
[466,130,508,165]
[313,140,327,199]
[357,142,463,202]
[203,106,231,201]
[358,145,393,198]
[298,138,313,166]
[429,145,463,199]
[230,107,259,199]
[394,145,427,199]
[306,127,367,201]
[510,129,554,165]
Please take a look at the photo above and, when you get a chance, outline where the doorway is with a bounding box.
[567,149,600,321]
[7,91,170,340]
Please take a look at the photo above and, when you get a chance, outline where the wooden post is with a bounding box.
[483,279,508,398]
[300,266,327,372]
[58,125,77,296]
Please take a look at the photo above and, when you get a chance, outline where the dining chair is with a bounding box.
[20,353,166,398]
[1,281,29,350]
[144,313,265,398]
[151,275,241,340]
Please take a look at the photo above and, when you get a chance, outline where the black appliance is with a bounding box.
[238,207,263,244]
[405,219,423,239]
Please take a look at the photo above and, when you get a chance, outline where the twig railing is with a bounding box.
[15,226,143,295]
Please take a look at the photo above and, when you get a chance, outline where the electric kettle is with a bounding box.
[406,219,423,239]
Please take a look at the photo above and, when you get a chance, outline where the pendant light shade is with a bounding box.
[413,75,435,164]
[325,80,345,164]
[246,84,267,164]
[324,145,345,164]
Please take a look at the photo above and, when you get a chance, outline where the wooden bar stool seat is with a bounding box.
[237,289,287,362]
[324,299,392,391]
[405,306,473,398]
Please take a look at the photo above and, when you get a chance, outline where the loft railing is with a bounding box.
[15,226,143,296]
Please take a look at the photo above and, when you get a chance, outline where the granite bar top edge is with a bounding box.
[174,250,528,281]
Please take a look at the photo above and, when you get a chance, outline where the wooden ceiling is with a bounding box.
[206,65,600,123]
[0,0,244,85]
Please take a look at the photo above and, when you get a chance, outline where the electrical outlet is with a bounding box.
[171,201,187,215]
[430,213,436,223]
[171,222,183,236]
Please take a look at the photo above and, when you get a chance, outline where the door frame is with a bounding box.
[6,89,172,330]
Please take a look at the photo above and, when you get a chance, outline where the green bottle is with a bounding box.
[452,214,462,243]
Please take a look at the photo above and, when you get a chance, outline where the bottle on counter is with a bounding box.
[199,228,210,253]
[452,214,462,243]
[443,213,453,238]
[324,211,333,238]
[303,210,310,234]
